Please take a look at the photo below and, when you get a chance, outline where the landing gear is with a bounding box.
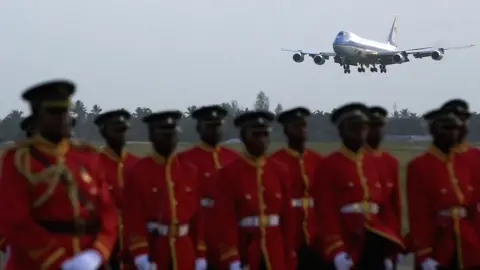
[379,64,387,73]
[357,65,366,73]
[343,64,350,74]
[370,65,378,73]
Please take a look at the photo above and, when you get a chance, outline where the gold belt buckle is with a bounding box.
[169,224,179,237]
[451,207,460,218]
[260,216,269,226]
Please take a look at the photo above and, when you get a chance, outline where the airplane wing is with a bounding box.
[281,48,336,57]
[375,45,475,58]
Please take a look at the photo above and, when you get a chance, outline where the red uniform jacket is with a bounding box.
[123,153,204,270]
[0,136,118,270]
[98,147,139,266]
[213,155,296,270]
[313,147,404,263]
[270,148,322,249]
[364,148,403,237]
[177,143,239,266]
[407,146,480,268]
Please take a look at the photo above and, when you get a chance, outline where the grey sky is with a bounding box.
[0,0,478,116]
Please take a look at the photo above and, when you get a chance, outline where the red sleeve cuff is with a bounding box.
[40,248,69,270]
[196,241,207,258]
[220,247,240,267]
[415,247,433,263]
[325,240,346,261]
[129,241,149,258]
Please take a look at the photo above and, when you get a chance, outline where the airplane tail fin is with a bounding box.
[386,15,398,47]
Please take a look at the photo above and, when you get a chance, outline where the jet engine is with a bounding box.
[293,53,304,63]
[431,50,444,61]
[313,55,326,65]
[392,53,406,64]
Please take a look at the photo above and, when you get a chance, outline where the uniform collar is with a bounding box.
[284,147,306,158]
[339,145,363,162]
[428,145,453,162]
[198,141,220,152]
[364,145,383,157]
[101,146,126,163]
[455,141,469,153]
[31,134,69,156]
[241,151,266,167]
[151,152,175,165]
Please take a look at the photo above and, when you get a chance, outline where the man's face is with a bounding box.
[367,121,385,146]
[341,117,369,145]
[243,127,270,156]
[285,119,308,142]
[103,120,128,144]
[434,121,460,148]
[38,107,71,138]
[198,121,223,144]
[149,126,178,154]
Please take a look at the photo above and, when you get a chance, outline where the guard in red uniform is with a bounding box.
[313,103,404,270]
[270,107,323,270]
[212,110,296,270]
[95,109,140,270]
[178,105,239,270]
[0,80,118,270]
[440,99,480,246]
[407,107,480,270]
[365,106,404,267]
[123,110,205,270]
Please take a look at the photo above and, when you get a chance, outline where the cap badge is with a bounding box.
[212,110,218,117]
[167,117,173,124]
[258,117,264,124]
[296,111,302,117]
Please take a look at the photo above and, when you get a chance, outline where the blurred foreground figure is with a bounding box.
[365,106,405,268]
[0,80,118,270]
[178,105,239,270]
[212,111,296,270]
[270,107,324,270]
[313,103,404,270]
[123,110,204,270]
[407,108,480,270]
[95,109,140,270]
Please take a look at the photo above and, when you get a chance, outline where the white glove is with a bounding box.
[421,257,439,270]
[334,252,353,270]
[134,254,151,270]
[384,258,393,270]
[61,249,102,270]
[195,258,207,270]
[230,260,242,270]
[396,253,405,264]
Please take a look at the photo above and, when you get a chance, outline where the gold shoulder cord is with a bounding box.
[12,145,78,208]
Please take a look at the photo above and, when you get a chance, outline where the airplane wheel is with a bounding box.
[358,68,362,72]
[347,70,351,74]
[374,68,378,72]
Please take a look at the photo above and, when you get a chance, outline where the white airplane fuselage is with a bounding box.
[332,31,396,62]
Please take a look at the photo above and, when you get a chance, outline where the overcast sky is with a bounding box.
[0,0,478,116]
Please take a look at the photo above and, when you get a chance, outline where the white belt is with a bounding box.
[146,222,189,236]
[340,202,379,214]
[438,207,467,218]
[239,215,280,227]
[201,198,215,208]
[291,198,314,208]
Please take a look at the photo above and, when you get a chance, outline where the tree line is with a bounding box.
[1,91,480,142]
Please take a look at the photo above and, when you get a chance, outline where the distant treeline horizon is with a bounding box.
[1,91,479,142]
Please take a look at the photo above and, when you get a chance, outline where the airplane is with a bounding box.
[282,15,475,74]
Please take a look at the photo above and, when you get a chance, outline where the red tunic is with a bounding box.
[123,153,204,270]
[270,148,322,249]
[407,146,480,268]
[313,147,404,263]
[177,143,239,267]
[98,147,140,269]
[364,148,403,237]
[456,143,480,241]
[0,136,118,270]
[213,155,296,270]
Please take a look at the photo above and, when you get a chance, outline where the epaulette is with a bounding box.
[69,139,99,152]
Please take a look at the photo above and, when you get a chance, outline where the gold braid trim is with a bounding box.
[13,145,78,208]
